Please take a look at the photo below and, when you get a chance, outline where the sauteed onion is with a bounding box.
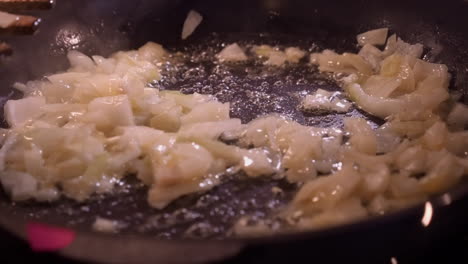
[1,28,467,232]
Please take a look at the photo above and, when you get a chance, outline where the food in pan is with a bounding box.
[300,89,351,113]
[181,10,203,40]
[1,28,467,232]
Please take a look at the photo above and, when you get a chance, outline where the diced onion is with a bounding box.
[301,89,351,113]
[285,47,306,63]
[4,97,46,127]
[357,28,389,46]
[181,10,203,40]
[217,43,248,62]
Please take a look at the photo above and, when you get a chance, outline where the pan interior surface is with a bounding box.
[0,32,383,239]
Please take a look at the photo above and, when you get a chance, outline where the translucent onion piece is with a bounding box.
[285,47,306,63]
[217,43,248,62]
[301,89,351,113]
[181,10,203,40]
[357,28,388,46]
[4,96,45,127]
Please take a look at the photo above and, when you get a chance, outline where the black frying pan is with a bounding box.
[1,0,468,263]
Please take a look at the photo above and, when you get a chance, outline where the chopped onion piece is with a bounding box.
[181,101,230,125]
[362,76,401,98]
[252,45,275,57]
[374,125,401,154]
[0,171,38,201]
[83,95,135,132]
[345,81,406,118]
[357,28,388,46]
[265,51,287,66]
[68,51,96,71]
[252,45,288,66]
[4,96,45,127]
[358,44,383,72]
[292,164,361,215]
[422,121,448,151]
[413,59,449,84]
[383,35,424,58]
[311,50,373,75]
[178,119,242,141]
[420,153,464,194]
[301,89,351,113]
[344,117,377,155]
[217,43,248,62]
[345,74,448,119]
[241,148,277,177]
[285,47,306,63]
[181,10,203,40]
[297,198,367,229]
[92,217,122,233]
[137,42,166,62]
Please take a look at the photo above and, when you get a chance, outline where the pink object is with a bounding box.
[26,222,76,252]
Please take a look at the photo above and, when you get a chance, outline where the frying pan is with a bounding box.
[1,0,468,263]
